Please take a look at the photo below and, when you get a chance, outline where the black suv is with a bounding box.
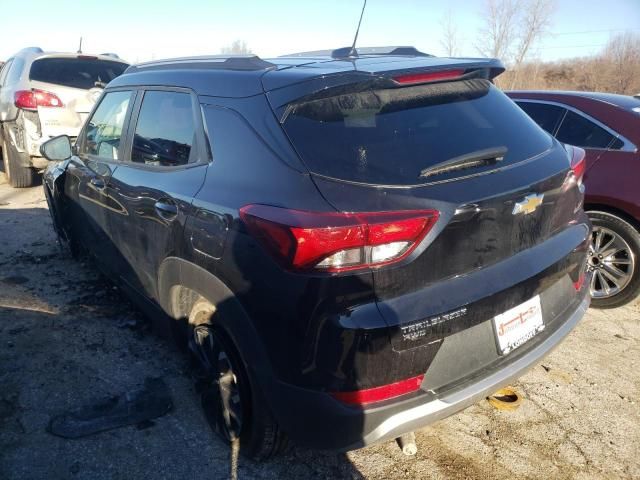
[41,48,591,459]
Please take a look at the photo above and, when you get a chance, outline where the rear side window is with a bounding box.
[29,58,128,89]
[82,91,132,159]
[0,60,12,86]
[5,58,25,86]
[555,110,620,149]
[516,101,566,135]
[282,80,552,185]
[131,91,196,167]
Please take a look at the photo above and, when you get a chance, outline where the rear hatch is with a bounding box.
[269,65,586,348]
[29,55,128,139]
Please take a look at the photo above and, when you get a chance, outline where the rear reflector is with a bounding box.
[573,271,586,291]
[331,375,425,406]
[393,69,465,85]
[14,89,64,110]
[567,145,586,184]
[239,205,439,273]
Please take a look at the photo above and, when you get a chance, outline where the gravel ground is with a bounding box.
[0,174,638,480]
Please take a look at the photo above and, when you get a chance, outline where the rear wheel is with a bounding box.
[2,139,36,188]
[188,301,287,460]
[587,211,640,309]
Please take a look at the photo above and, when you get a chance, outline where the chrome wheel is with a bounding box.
[191,325,243,441]
[588,226,635,299]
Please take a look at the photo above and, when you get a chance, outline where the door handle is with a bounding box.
[154,200,178,220]
[90,177,105,189]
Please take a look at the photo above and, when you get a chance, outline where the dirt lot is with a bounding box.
[0,174,638,480]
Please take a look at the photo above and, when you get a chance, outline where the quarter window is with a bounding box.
[556,110,619,149]
[131,91,196,167]
[82,91,132,160]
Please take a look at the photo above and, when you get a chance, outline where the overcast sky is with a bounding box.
[1,0,639,63]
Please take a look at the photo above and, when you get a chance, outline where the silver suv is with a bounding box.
[0,47,128,187]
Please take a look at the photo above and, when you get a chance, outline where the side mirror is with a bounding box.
[40,135,72,161]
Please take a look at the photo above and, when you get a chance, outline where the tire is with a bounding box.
[2,139,36,188]
[188,301,287,460]
[587,211,640,309]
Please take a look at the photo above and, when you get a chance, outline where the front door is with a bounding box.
[65,89,135,277]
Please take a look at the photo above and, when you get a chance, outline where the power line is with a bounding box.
[539,44,608,49]
[550,28,640,36]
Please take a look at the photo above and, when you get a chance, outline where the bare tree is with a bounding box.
[509,0,556,88]
[475,0,522,61]
[603,32,640,94]
[221,40,251,55]
[440,9,461,57]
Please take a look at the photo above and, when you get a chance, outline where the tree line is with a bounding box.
[442,0,640,95]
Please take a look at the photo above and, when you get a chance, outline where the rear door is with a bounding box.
[29,56,128,139]
[105,88,209,299]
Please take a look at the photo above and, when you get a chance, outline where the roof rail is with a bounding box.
[127,55,276,73]
[281,46,433,59]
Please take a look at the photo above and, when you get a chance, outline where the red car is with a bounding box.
[508,91,640,308]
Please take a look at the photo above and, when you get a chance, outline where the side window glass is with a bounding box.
[5,58,25,86]
[131,91,196,167]
[0,60,13,86]
[81,91,132,160]
[517,102,566,136]
[556,110,616,149]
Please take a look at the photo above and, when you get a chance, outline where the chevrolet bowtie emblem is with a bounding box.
[512,193,544,215]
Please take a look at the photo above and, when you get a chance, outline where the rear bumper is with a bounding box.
[360,291,589,448]
[269,289,590,451]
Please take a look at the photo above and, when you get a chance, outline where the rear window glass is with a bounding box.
[282,79,553,185]
[29,58,128,90]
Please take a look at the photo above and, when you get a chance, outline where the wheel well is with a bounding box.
[584,203,640,231]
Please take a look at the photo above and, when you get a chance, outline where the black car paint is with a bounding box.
[44,54,590,451]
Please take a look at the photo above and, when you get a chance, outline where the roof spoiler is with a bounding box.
[332,46,433,59]
[282,46,433,59]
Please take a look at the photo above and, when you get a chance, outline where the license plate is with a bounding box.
[493,295,544,355]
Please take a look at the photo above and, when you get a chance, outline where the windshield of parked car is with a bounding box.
[29,57,128,90]
[282,79,553,185]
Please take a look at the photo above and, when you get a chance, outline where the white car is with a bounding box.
[0,48,128,187]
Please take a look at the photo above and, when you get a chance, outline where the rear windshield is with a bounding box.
[282,79,553,185]
[30,57,128,90]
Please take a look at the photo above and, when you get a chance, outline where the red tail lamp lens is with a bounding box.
[14,89,63,110]
[239,205,439,273]
[568,145,586,183]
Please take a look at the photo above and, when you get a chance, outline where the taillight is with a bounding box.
[239,205,439,273]
[330,374,425,406]
[567,145,586,184]
[393,69,465,85]
[14,89,64,110]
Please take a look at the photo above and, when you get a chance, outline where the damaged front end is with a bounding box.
[43,159,75,253]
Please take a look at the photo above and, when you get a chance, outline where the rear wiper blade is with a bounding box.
[419,147,508,179]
